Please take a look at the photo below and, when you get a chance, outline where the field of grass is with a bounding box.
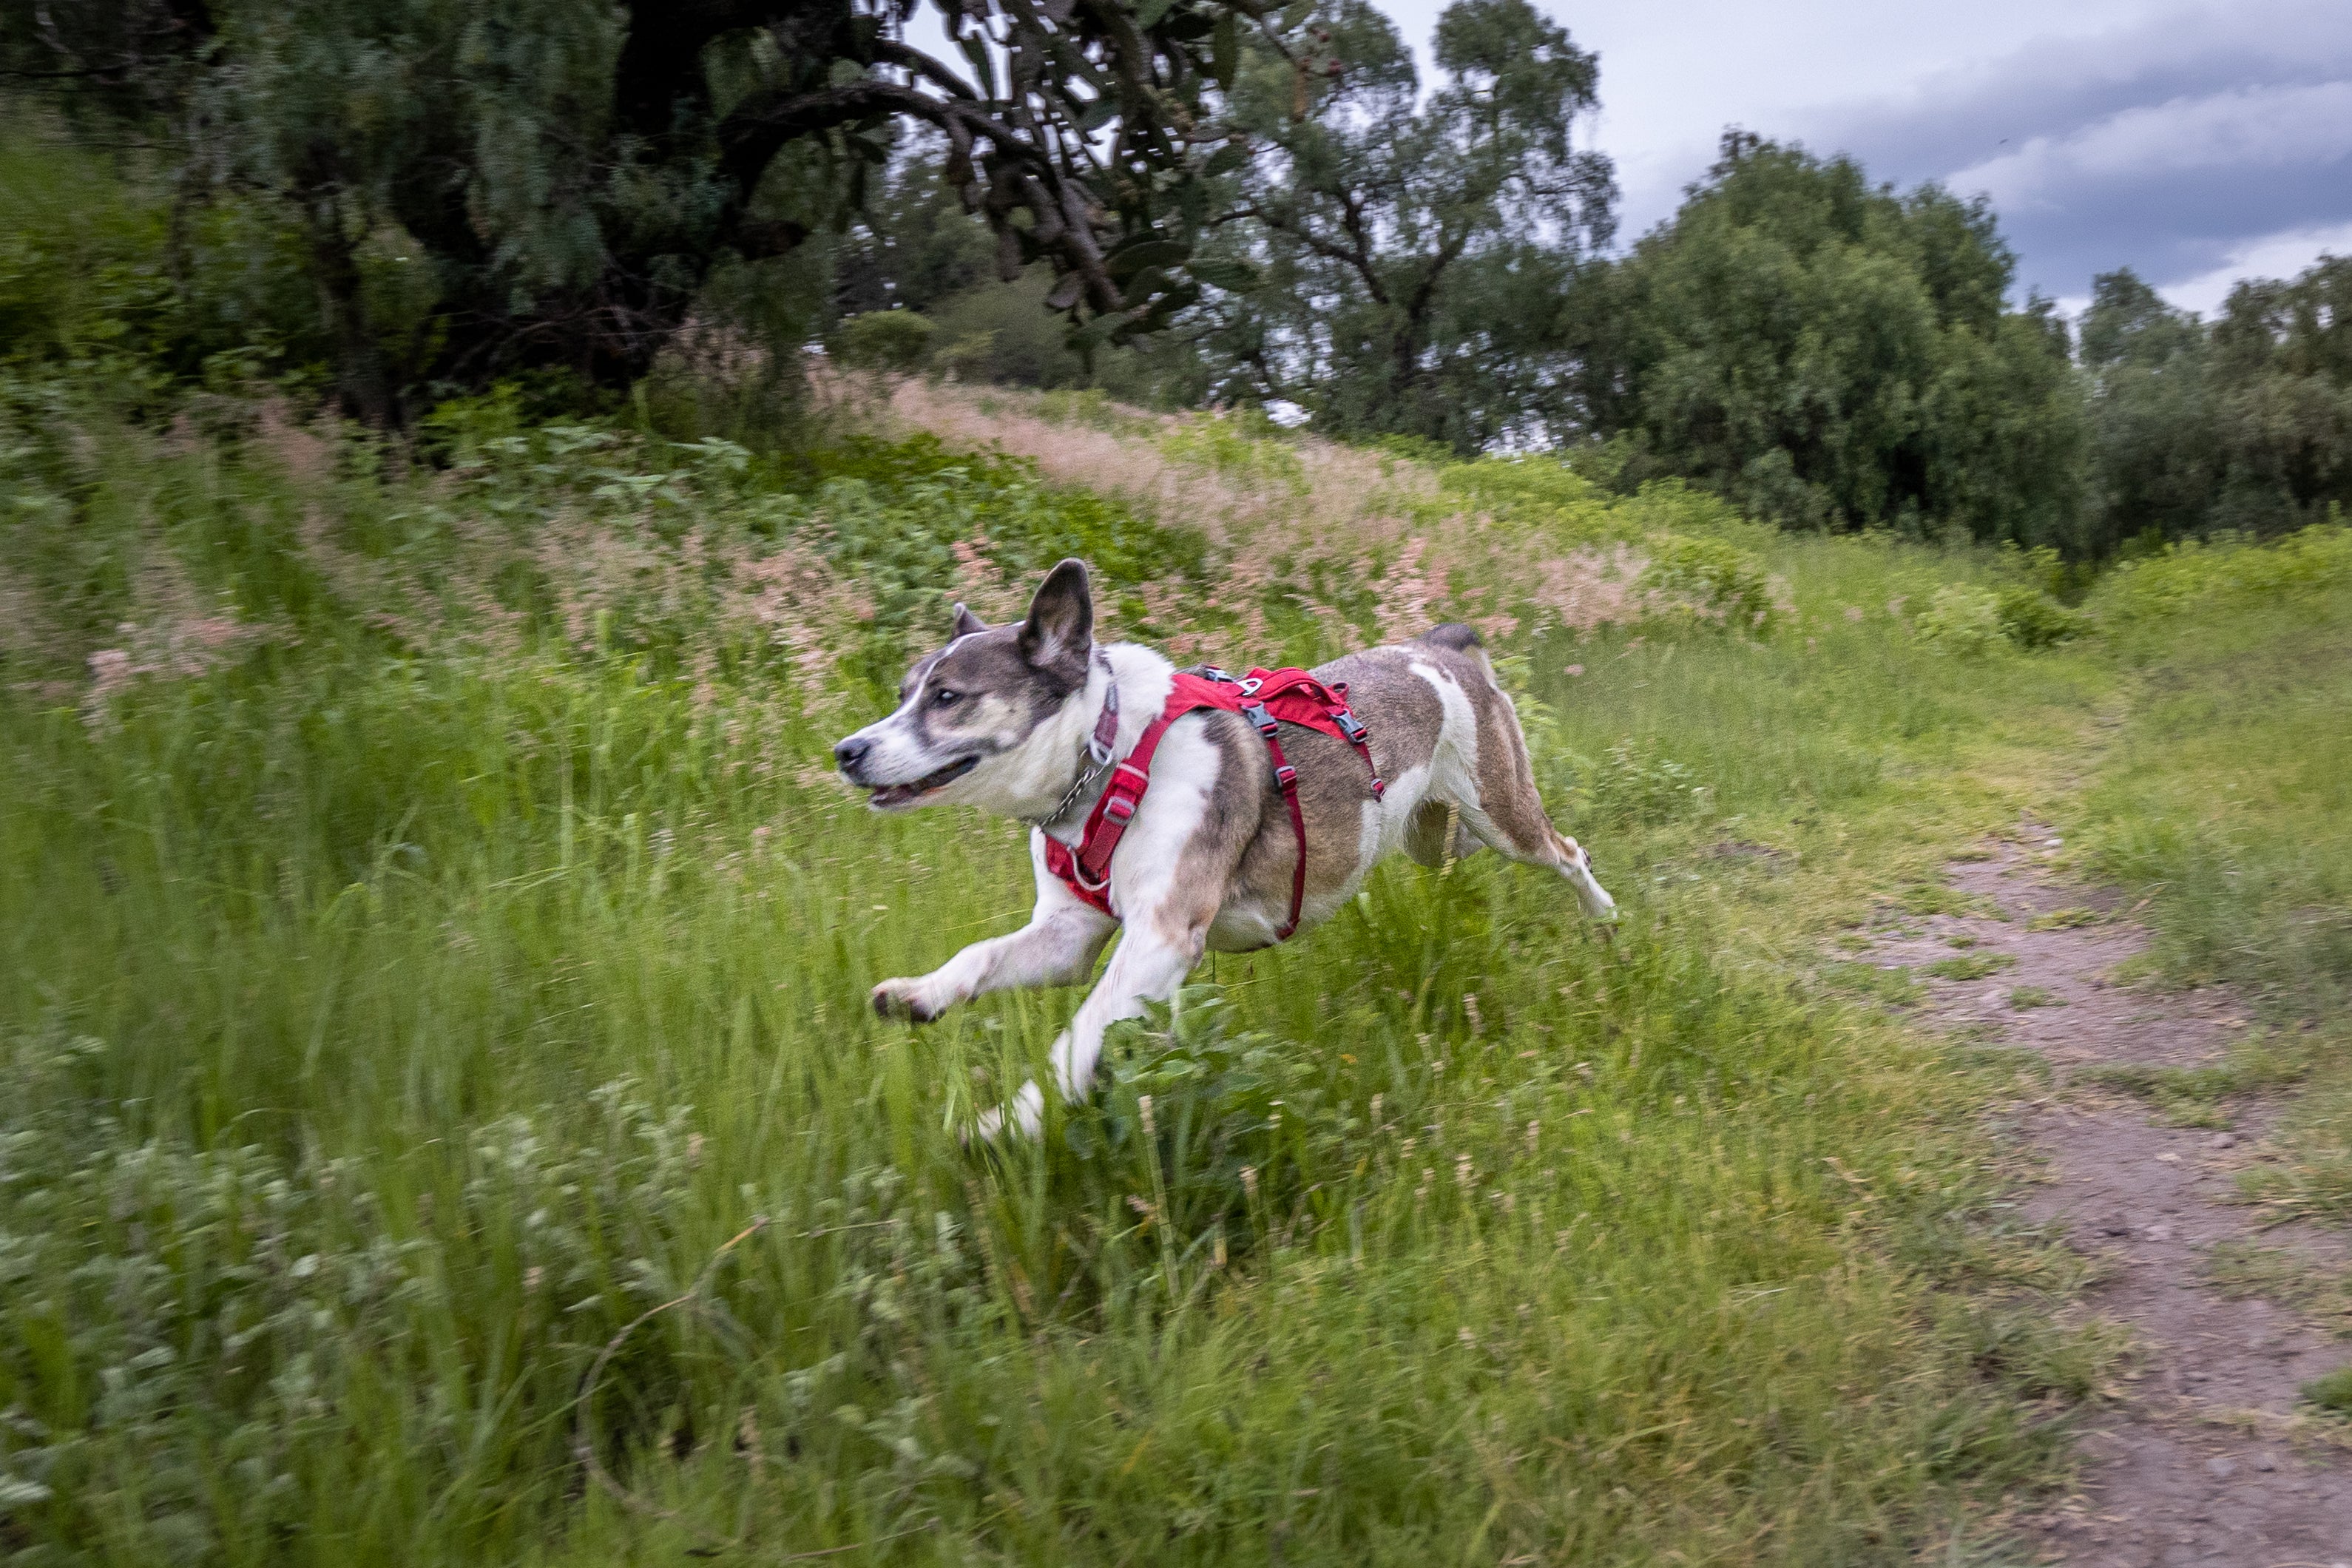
[1,372,2346,1564]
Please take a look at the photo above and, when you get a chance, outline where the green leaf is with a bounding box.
[1108,239,1190,280]
[1211,10,1240,88]
[1187,257,1259,291]
[1119,266,1172,310]
[1135,0,1176,28]
[1203,141,1249,178]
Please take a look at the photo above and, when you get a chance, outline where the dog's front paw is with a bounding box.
[972,1081,1045,1143]
[871,977,945,1023]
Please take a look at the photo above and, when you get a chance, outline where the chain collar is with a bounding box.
[1025,648,1120,831]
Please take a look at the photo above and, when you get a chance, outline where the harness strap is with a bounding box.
[1043,662,1382,944]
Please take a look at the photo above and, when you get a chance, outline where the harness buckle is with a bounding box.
[1370,777,1386,798]
[1334,709,1368,743]
[1274,763,1298,791]
[1241,702,1278,739]
[1101,794,1136,824]
[1237,675,1263,696]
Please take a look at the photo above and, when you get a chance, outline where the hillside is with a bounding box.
[3,374,2350,1563]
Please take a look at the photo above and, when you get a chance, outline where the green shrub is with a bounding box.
[1586,739,1710,825]
[1638,532,1780,632]
[2092,522,2352,626]
[837,309,937,372]
[1913,584,2007,656]
[1996,586,2090,648]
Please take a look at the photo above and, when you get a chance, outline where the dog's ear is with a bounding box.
[951,602,987,640]
[1018,558,1093,668]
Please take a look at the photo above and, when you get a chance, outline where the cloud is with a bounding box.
[1791,1,2352,300]
[2151,219,2352,316]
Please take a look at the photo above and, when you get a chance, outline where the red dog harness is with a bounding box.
[1042,665,1384,941]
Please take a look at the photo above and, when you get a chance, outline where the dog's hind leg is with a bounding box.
[1427,658,1615,920]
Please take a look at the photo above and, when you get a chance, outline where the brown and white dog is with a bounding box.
[834,558,1615,1137]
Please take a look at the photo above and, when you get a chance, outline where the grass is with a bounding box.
[2303,1365,2352,1416]
[1925,954,2017,982]
[2007,987,2062,1010]
[2071,543,2352,1218]
[4,373,2346,1563]
[2206,1242,2352,1333]
[2075,1033,2314,1127]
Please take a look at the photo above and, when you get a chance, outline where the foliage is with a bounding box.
[1913,584,2007,657]
[1994,587,2089,649]
[1583,739,1710,825]
[1637,531,1780,632]
[1592,135,2084,549]
[7,0,1280,417]
[2081,261,2352,550]
[837,309,936,372]
[1187,0,1615,452]
[2088,522,2352,626]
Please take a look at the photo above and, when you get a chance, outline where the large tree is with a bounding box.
[1185,0,1615,451]
[2078,268,2220,547]
[6,0,1297,419]
[1596,134,2084,547]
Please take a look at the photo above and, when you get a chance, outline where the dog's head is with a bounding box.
[833,558,1096,813]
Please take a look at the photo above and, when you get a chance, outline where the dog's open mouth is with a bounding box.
[866,755,978,809]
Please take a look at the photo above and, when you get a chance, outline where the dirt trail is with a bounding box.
[1860,832,2352,1567]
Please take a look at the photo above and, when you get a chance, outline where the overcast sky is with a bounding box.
[1372,0,2352,316]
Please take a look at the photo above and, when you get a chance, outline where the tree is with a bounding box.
[1187,0,1615,451]
[2078,268,2219,547]
[2206,256,2352,532]
[1598,134,2083,547]
[9,0,1287,419]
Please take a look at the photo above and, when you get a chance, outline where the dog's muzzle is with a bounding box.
[834,734,978,809]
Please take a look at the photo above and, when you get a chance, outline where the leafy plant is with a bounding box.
[1585,739,1710,825]
[1996,586,2091,648]
[1638,531,1780,632]
[837,310,937,373]
[1913,584,2008,657]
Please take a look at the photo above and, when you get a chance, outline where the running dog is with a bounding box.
[833,558,1616,1137]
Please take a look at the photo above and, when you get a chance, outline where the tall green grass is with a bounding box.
[2073,527,2352,1217]
[1,385,2135,1564]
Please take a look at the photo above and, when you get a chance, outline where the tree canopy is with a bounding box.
[1590,134,2084,547]
[2081,257,2352,547]
[7,0,1295,418]
[1188,0,1615,450]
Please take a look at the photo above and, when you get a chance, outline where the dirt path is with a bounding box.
[1859,833,2352,1567]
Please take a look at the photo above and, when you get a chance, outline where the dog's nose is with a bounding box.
[834,735,871,774]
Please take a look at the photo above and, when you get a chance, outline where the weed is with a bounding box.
[1822,962,1927,1008]
[2075,1033,2310,1126]
[1927,953,2018,981]
[2205,1242,2352,1332]
[2302,1365,2352,1416]
[2009,986,2064,1010]
[2027,907,2104,931]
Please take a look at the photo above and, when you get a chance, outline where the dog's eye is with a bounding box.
[932,688,961,709]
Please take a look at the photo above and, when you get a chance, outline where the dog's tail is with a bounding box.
[1418,622,1482,652]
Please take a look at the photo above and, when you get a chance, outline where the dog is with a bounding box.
[833,558,1616,1137]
